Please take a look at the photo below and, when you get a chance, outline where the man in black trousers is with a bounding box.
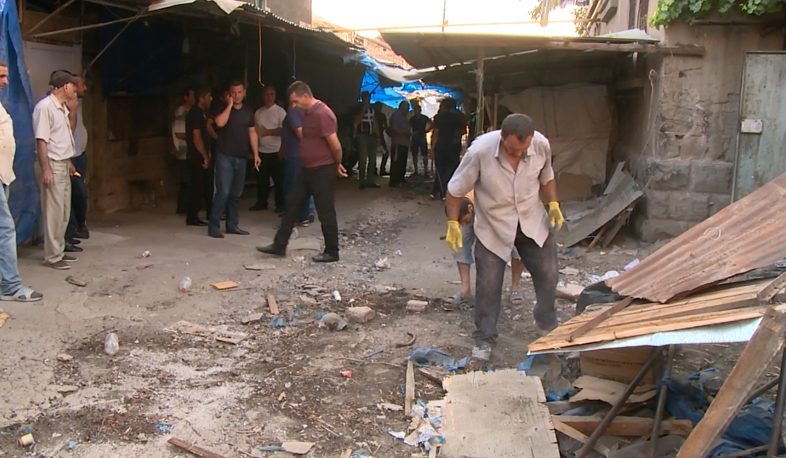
[256,81,347,263]
[184,87,212,226]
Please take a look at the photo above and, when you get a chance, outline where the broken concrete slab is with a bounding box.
[406,300,428,313]
[243,263,276,271]
[57,354,74,362]
[54,385,79,394]
[437,369,559,458]
[240,313,265,325]
[346,306,376,324]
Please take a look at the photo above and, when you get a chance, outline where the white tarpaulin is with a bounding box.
[500,84,612,185]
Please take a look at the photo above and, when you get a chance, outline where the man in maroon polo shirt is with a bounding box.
[257,81,347,263]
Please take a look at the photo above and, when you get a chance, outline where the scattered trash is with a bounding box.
[365,349,384,358]
[269,317,287,328]
[623,258,640,271]
[244,263,276,271]
[558,249,579,259]
[374,257,391,269]
[409,348,469,372]
[66,440,79,450]
[240,313,265,325]
[57,354,73,362]
[517,354,573,401]
[332,290,342,302]
[350,450,372,458]
[395,250,403,256]
[282,441,315,455]
[65,276,86,287]
[379,402,404,411]
[341,370,352,378]
[317,312,347,331]
[179,277,192,293]
[0,311,9,328]
[211,281,237,290]
[560,267,581,276]
[135,264,153,271]
[55,385,79,394]
[155,423,173,434]
[300,295,318,306]
[587,270,620,284]
[406,300,428,313]
[556,284,585,302]
[141,250,151,258]
[346,306,376,323]
[104,333,119,356]
[260,445,286,452]
[521,271,532,279]
[388,429,406,440]
[18,433,34,446]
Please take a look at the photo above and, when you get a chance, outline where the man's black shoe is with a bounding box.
[312,252,339,263]
[367,182,381,188]
[249,203,267,211]
[186,219,208,227]
[256,244,286,256]
[359,184,366,190]
[65,243,83,253]
[73,226,90,239]
[208,231,225,238]
[226,228,250,235]
[67,237,81,245]
[274,207,284,214]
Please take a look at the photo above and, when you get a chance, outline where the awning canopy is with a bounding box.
[380,30,702,70]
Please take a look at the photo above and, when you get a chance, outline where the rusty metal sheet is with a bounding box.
[606,171,786,303]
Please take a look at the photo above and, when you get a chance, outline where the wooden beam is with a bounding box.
[415,36,705,56]
[25,0,77,36]
[758,271,786,303]
[555,416,693,437]
[267,293,280,315]
[553,420,612,455]
[677,307,786,458]
[405,360,415,417]
[568,296,633,342]
[168,437,229,458]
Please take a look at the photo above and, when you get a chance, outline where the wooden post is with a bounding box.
[492,93,499,130]
[677,308,786,458]
[474,47,485,137]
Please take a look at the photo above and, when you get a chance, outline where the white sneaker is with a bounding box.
[471,345,492,361]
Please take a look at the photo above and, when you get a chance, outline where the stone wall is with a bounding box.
[615,21,784,241]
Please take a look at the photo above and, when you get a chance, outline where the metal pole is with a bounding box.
[31,9,156,38]
[25,0,77,35]
[575,347,663,458]
[84,9,148,74]
[649,345,676,458]
[474,47,484,139]
[441,0,447,32]
[767,348,786,457]
[746,375,781,406]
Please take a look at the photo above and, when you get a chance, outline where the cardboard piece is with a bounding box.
[572,375,657,405]
[580,346,663,385]
[211,281,238,290]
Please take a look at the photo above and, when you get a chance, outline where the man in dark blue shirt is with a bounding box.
[409,102,431,176]
[208,80,260,238]
[281,105,314,225]
[184,87,212,227]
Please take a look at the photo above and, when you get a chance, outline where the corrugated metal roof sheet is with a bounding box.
[606,171,786,303]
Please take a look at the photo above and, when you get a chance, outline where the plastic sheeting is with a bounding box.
[0,0,40,244]
[500,84,612,185]
[358,67,462,117]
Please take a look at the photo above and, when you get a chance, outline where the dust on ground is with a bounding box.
[0,176,747,457]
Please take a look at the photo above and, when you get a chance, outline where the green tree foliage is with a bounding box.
[650,0,785,26]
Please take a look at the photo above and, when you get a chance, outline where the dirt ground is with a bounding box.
[0,174,748,458]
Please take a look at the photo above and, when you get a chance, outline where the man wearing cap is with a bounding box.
[33,70,79,270]
[444,113,564,361]
[0,60,43,300]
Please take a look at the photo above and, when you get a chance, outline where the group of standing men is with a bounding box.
[172,82,317,238]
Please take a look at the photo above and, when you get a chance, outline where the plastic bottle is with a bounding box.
[104,333,119,356]
[179,277,192,292]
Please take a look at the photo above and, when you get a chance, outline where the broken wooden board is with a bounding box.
[564,171,642,247]
[215,336,244,345]
[677,307,786,458]
[0,312,9,329]
[552,419,612,456]
[168,437,228,458]
[571,375,657,405]
[243,263,276,271]
[211,281,238,290]
[607,170,786,303]
[267,293,280,315]
[438,370,559,458]
[555,415,693,437]
[529,279,786,353]
[405,360,415,417]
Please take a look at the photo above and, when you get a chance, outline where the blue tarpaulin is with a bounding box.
[359,68,462,116]
[0,0,40,244]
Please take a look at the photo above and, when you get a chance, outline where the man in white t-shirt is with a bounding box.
[172,87,194,215]
[250,86,287,212]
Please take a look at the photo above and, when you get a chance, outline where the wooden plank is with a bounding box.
[568,297,633,342]
[758,271,786,303]
[600,207,633,249]
[552,419,612,456]
[215,336,243,345]
[168,437,229,458]
[339,450,352,458]
[440,370,559,458]
[267,293,280,315]
[555,416,693,437]
[211,281,237,290]
[586,222,609,251]
[405,360,415,417]
[418,367,448,385]
[677,307,786,458]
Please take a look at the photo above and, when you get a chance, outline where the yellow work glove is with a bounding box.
[446,220,463,253]
[548,201,565,231]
